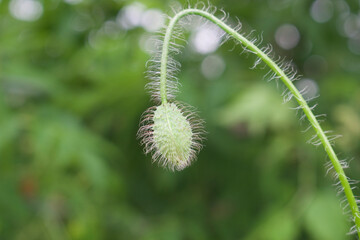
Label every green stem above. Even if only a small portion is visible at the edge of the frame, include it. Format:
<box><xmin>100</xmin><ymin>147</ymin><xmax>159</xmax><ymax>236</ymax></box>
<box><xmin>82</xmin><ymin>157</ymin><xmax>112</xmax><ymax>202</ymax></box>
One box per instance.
<box><xmin>160</xmin><ymin>8</ymin><xmax>360</xmax><ymax>237</ymax></box>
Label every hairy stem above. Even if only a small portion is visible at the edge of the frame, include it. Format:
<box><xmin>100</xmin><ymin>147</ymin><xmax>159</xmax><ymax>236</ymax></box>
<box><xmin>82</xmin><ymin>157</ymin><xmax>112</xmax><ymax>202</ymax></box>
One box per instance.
<box><xmin>160</xmin><ymin>8</ymin><xmax>360</xmax><ymax>236</ymax></box>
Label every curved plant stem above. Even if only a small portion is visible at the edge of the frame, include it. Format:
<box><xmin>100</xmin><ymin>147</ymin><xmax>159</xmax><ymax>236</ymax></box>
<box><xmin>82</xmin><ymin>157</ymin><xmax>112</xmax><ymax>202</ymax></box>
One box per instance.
<box><xmin>160</xmin><ymin>8</ymin><xmax>360</xmax><ymax>236</ymax></box>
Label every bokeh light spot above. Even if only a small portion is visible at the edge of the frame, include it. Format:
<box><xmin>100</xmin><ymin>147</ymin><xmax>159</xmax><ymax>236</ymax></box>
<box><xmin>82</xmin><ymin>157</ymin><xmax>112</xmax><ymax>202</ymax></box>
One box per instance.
<box><xmin>117</xmin><ymin>2</ymin><xmax>145</xmax><ymax>30</ymax></box>
<box><xmin>296</xmin><ymin>79</ymin><xmax>319</xmax><ymax>100</ymax></box>
<box><xmin>64</xmin><ymin>0</ymin><xmax>82</xmax><ymax>5</ymax></box>
<box><xmin>9</xmin><ymin>0</ymin><xmax>43</xmax><ymax>22</ymax></box>
<box><xmin>310</xmin><ymin>0</ymin><xmax>334</xmax><ymax>23</ymax></box>
<box><xmin>275</xmin><ymin>24</ymin><xmax>300</xmax><ymax>50</ymax></box>
<box><xmin>343</xmin><ymin>14</ymin><xmax>360</xmax><ymax>38</ymax></box>
<box><xmin>141</xmin><ymin>9</ymin><xmax>164</xmax><ymax>32</ymax></box>
<box><xmin>191</xmin><ymin>26</ymin><xmax>223</xmax><ymax>54</ymax></box>
<box><xmin>201</xmin><ymin>54</ymin><xmax>226</xmax><ymax>80</ymax></box>
<box><xmin>348</xmin><ymin>37</ymin><xmax>360</xmax><ymax>55</ymax></box>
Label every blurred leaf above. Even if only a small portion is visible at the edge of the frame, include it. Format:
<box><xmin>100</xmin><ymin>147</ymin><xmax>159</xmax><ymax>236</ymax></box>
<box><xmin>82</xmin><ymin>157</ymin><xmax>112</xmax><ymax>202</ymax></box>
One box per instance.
<box><xmin>245</xmin><ymin>209</ymin><xmax>299</xmax><ymax>240</ymax></box>
<box><xmin>304</xmin><ymin>190</ymin><xmax>349</xmax><ymax>240</ymax></box>
<box><xmin>217</xmin><ymin>84</ymin><xmax>294</xmax><ymax>135</ymax></box>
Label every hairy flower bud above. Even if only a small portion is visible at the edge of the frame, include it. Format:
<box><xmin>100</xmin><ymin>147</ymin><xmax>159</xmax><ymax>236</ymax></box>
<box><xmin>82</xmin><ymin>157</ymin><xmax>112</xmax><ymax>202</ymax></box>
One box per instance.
<box><xmin>138</xmin><ymin>102</ymin><xmax>204</xmax><ymax>171</ymax></box>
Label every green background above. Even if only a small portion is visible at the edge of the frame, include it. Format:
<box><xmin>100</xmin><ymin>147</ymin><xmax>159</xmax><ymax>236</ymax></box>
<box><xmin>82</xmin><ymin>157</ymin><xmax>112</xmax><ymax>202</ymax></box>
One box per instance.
<box><xmin>0</xmin><ymin>0</ymin><xmax>359</xmax><ymax>239</ymax></box>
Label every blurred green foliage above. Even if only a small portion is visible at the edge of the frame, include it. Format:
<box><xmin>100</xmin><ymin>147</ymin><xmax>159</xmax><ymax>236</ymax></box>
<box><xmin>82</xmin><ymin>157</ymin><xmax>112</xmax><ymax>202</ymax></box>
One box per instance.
<box><xmin>0</xmin><ymin>0</ymin><xmax>360</xmax><ymax>239</ymax></box>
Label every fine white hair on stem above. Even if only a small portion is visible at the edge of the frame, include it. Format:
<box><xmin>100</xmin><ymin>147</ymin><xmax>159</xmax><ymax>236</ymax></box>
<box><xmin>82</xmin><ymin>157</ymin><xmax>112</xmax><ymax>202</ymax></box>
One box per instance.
<box><xmin>324</xmin><ymin>155</ymin><xmax>360</xmax><ymax>232</ymax></box>
<box><xmin>348</xmin><ymin>225</ymin><xmax>358</xmax><ymax>235</ymax></box>
<box><xmin>145</xmin><ymin>24</ymin><xmax>185</xmax><ymax>103</ymax></box>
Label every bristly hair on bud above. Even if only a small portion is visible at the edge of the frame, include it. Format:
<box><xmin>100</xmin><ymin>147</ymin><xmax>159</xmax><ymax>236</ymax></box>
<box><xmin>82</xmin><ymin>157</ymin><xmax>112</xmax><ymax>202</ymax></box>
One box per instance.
<box><xmin>137</xmin><ymin>102</ymin><xmax>204</xmax><ymax>171</ymax></box>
